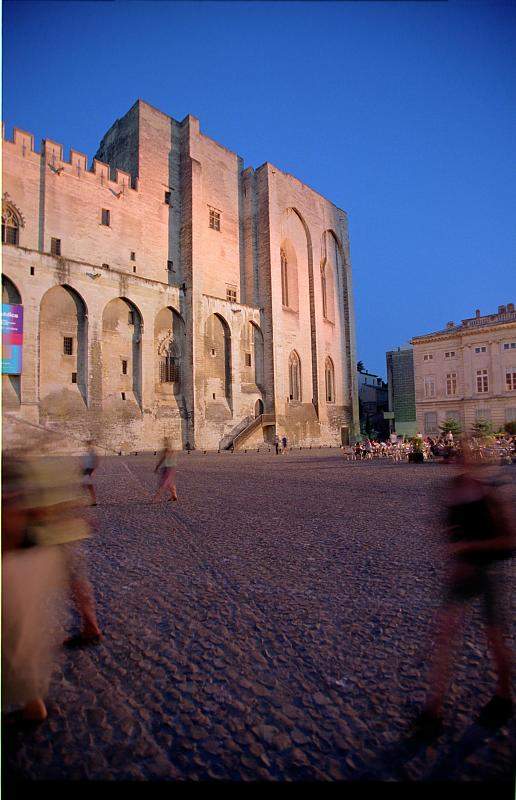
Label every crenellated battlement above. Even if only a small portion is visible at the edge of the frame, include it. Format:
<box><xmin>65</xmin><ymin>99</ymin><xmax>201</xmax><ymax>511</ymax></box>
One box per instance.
<box><xmin>2</xmin><ymin>123</ymin><xmax>139</xmax><ymax>192</ymax></box>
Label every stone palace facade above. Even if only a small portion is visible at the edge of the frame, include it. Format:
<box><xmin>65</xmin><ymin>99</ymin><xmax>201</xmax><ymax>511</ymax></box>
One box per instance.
<box><xmin>411</xmin><ymin>304</ymin><xmax>516</xmax><ymax>435</ymax></box>
<box><xmin>2</xmin><ymin>100</ymin><xmax>359</xmax><ymax>452</ymax></box>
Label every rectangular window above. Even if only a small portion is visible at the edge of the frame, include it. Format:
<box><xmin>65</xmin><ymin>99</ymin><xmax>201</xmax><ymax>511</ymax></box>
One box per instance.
<box><xmin>121</xmin><ymin>392</ymin><xmax>126</xmax><ymax>401</ymax></box>
<box><xmin>505</xmin><ymin>407</ymin><xmax>516</xmax><ymax>423</ymax></box>
<box><xmin>424</xmin><ymin>412</ymin><xmax>438</xmax><ymax>434</ymax></box>
<box><xmin>51</xmin><ymin>238</ymin><xmax>61</xmax><ymax>256</ymax></box>
<box><xmin>122</xmin><ymin>360</ymin><xmax>128</xmax><ymax>375</ymax></box>
<box><xmin>475</xmin><ymin>346</ymin><xmax>487</xmax><ymax>354</ymax></box>
<box><xmin>167</xmin><ymin>260</ymin><xmax>175</xmax><ymax>272</ymax></box>
<box><xmin>71</xmin><ymin>372</ymin><xmax>77</xmax><ymax>384</ymax></box>
<box><xmin>226</xmin><ymin>286</ymin><xmax>237</xmax><ymax>303</ymax></box>
<box><xmin>245</xmin><ymin>353</ymin><xmax>251</xmax><ymax>367</ymax></box>
<box><xmin>506</xmin><ymin>371</ymin><xmax>516</xmax><ymax>391</ymax></box>
<box><xmin>423</xmin><ymin>354</ymin><xmax>433</xmax><ymax>362</ymax></box>
<box><xmin>445</xmin><ymin>351</ymin><xmax>456</xmax><ymax>359</ymax></box>
<box><xmin>133</xmin><ymin>266</ymin><xmax>137</xmax><ymax>273</ymax></box>
<box><xmin>101</xmin><ymin>209</ymin><xmax>110</xmax><ymax>226</ymax></box>
<box><xmin>209</xmin><ymin>208</ymin><xmax>221</xmax><ymax>231</ymax></box>
<box><xmin>446</xmin><ymin>372</ymin><xmax>457</xmax><ymax>396</ymax></box>
<box><xmin>503</xmin><ymin>342</ymin><xmax>516</xmax><ymax>350</ymax></box>
<box><xmin>30</xmin><ymin>266</ymin><xmax>35</xmax><ymax>276</ymax></box>
<box><xmin>164</xmin><ymin>191</ymin><xmax>171</xmax><ymax>205</ymax></box>
<box><xmin>424</xmin><ymin>376</ymin><xmax>435</xmax><ymax>398</ymax></box>
<box><xmin>159</xmin><ymin>357</ymin><xmax>179</xmax><ymax>383</ymax></box>
<box><xmin>130</xmin><ymin>251</ymin><xmax>136</xmax><ymax>261</ymax></box>
<box><xmin>476</xmin><ymin>408</ymin><xmax>491</xmax><ymax>421</ymax></box>
<box><xmin>63</xmin><ymin>337</ymin><xmax>73</xmax><ymax>355</ymax></box>
<box><xmin>476</xmin><ymin>369</ymin><xmax>488</xmax><ymax>393</ymax></box>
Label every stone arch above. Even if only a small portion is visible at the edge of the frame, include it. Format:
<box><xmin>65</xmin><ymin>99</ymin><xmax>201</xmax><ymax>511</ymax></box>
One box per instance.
<box><xmin>322</xmin><ymin>228</ymin><xmax>352</xmax><ymax>402</ymax></box>
<box><xmin>255</xmin><ymin>398</ymin><xmax>264</xmax><ymax>417</ymax></box>
<box><xmin>250</xmin><ymin>321</ymin><xmax>265</xmax><ymax>391</ymax></box>
<box><xmin>154</xmin><ymin>306</ymin><xmax>185</xmax><ymax>396</ymax></box>
<box><xmin>39</xmin><ymin>284</ymin><xmax>89</xmax><ymax>415</ymax></box>
<box><xmin>2</xmin><ymin>275</ymin><xmax>23</xmax><ymax>408</ymax></box>
<box><xmin>282</xmin><ymin>207</ymin><xmax>318</xmax><ymax>413</ymax></box>
<box><xmin>2</xmin><ymin>274</ymin><xmax>22</xmax><ymax>305</ymax></box>
<box><xmin>102</xmin><ymin>297</ymin><xmax>143</xmax><ymax>408</ymax></box>
<box><xmin>204</xmin><ymin>312</ymin><xmax>232</xmax><ymax>408</ymax></box>
<box><xmin>325</xmin><ymin>356</ymin><xmax>335</xmax><ymax>403</ymax></box>
<box><xmin>320</xmin><ymin>232</ymin><xmax>338</xmax><ymax>324</ymax></box>
<box><xmin>288</xmin><ymin>350</ymin><xmax>302</xmax><ymax>402</ymax></box>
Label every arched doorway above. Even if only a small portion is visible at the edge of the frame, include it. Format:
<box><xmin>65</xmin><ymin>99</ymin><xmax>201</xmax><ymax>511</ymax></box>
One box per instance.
<box><xmin>255</xmin><ymin>398</ymin><xmax>264</xmax><ymax>417</ymax></box>
<box><xmin>39</xmin><ymin>284</ymin><xmax>89</xmax><ymax>413</ymax></box>
<box><xmin>2</xmin><ymin>275</ymin><xmax>22</xmax><ymax>408</ymax></box>
<box><xmin>102</xmin><ymin>297</ymin><xmax>143</xmax><ymax>408</ymax></box>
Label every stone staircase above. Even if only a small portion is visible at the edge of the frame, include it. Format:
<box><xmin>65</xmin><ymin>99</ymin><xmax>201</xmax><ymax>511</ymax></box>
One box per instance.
<box><xmin>221</xmin><ymin>413</ymin><xmax>276</xmax><ymax>451</ymax></box>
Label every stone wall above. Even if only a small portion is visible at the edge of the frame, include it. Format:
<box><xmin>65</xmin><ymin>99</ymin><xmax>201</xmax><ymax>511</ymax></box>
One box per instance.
<box><xmin>2</xmin><ymin>100</ymin><xmax>359</xmax><ymax>452</ymax></box>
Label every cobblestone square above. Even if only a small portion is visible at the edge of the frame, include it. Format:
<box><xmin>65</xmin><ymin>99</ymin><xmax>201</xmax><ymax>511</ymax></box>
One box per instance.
<box><xmin>5</xmin><ymin>450</ymin><xmax>515</xmax><ymax>783</ymax></box>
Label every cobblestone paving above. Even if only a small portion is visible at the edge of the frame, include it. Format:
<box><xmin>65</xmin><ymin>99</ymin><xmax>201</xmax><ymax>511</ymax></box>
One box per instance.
<box><xmin>5</xmin><ymin>450</ymin><xmax>515</xmax><ymax>783</ymax></box>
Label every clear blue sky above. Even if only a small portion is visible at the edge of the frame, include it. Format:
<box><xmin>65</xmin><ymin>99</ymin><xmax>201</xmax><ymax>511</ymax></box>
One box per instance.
<box><xmin>4</xmin><ymin>0</ymin><xmax>516</xmax><ymax>378</ymax></box>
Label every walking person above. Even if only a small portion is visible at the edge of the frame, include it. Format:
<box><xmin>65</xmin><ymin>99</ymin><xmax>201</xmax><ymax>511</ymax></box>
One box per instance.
<box><xmin>281</xmin><ymin>435</ymin><xmax>288</xmax><ymax>454</ymax></box>
<box><xmin>153</xmin><ymin>438</ymin><xmax>178</xmax><ymax>502</ymax></box>
<box><xmin>274</xmin><ymin>434</ymin><xmax>280</xmax><ymax>455</ymax></box>
<box><xmin>414</xmin><ymin>445</ymin><xmax>514</xmax><ymax>739</ymax></box>
<box><xmin>2</xmin><ymin>454</ymin><xmax>67</xmax><ymax>723</ymax></box>
<box><xmin>82</xmin><ymin>439</ymin><xmax>99</xmax><ymax>506</ymax></box>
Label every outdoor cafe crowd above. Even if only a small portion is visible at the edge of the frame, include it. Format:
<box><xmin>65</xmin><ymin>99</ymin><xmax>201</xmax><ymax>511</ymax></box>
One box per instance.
<box><xmin>345</xmin><ymin>431</ymin><xmax>516</xmax><ymax>464</ymax></box>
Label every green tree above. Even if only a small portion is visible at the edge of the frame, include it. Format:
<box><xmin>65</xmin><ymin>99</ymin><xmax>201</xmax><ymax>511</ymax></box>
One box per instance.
<box><xmin>472</xmin><ymin>418</ymin><xmax>493</xmax><ymax>438</ymax></box>
<box><xmin>439</xmin><ymin>418</ymin><xmax>462</xmax><ymax>437</ymax></box>
<box><xmin>504</xmin><ymin>421</ymin><xmax>516</xmax><ymax>436</ymax></box>
<box><xmin>357</xmin><ymin>361</ymin><xmax>365</xmax><ymax>373</ymax></box>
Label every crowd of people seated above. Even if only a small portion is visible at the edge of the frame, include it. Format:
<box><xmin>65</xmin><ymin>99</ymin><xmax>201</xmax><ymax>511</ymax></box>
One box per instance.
<box><xmin>343</xmin><ymin>431</ymin><xmax>516</xmax><ymax>464</ymax></box>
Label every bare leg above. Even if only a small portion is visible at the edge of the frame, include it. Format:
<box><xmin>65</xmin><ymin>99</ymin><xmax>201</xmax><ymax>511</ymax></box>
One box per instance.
<box><xmin>71</xmin><ymin>577</ymin><xmax>101</xmax><ymax>638</ymax></box>
<box><xmin>486</xmin><ymin>624</ymin><xmax>512</xmax><ymax>699</ymax></box>
<box><xmin>424</xmin><ymin>603</ymin><xmax>463</xmax><ymax>716</ymax></box>
<box><xmin>86</xmin><ymin>483</ymin><xmax>97</xmax><ymax>505</ymax></box>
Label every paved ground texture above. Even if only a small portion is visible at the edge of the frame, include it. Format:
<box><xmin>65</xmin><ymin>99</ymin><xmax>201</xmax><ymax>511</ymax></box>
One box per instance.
<box><xmin>4</xmin><ymin>450</ymin><xmax>516</xmax><ymax>785</ymax></box>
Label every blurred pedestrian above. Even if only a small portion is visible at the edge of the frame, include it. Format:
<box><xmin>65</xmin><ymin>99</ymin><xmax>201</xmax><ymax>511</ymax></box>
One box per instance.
<box><xmin>25</xmin><ymin>449</ymin><xmax>103</xmax><ymax>648</ymax></box>
<box><xmin>82</xmin><ymin>439</ymin><xmax>99</xmax><ymax>506</ymax></box>
<box><xmin>415</xmin><ymin>446</ymin><xmax>514</xmax><ymax>739</ymax></box>
<box><xmin>153</xmin><ymin>438</ymin><xmax>178</xmax><ymax>502</ymax></box>
<box><xmin>282</xmin><ymin>435</ymin><xmax>288</xmax><ymax>453</ymax></box>
<box><xmin>274</xmin><ymin>434</ymin><xmax>280</xmax><ymax>455</ymax></box>
<box><xmin>2</xmin><ymin>453</ymin><xmax>67</xmax><ymax>722</ymax></box>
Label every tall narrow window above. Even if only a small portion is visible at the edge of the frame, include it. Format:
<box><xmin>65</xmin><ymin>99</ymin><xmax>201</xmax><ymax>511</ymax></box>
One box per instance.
<box><xmin>506</xmin><ymin>371</ymin><xmax>516</xmax><ymax>391</ymax></box>
<box><xmin>2</xmin><ymin>205</ymin><xmax>20</xmax><ymax>245</ymax></box>
<box><xmin>226</xmin><ymin>286</ymin><xmax>237</xmax><ymax>303</ymax></box>
<box><xmin>101</xmin><ymin>209</ymin><xmax>110</xmax><ymax>226</ymax></box>
<box><xmin>63</xmin><ymin>336</ymin><xmax>73</xmax><ymax>356</ymax></box>
<box><xmin>424</xmin><ymin>376</ymin><xmax>435</xmax><ymax>398</ymax></box>
<box><xmin>325</xmin><ymin>357</ymin><xmax>335</xmax><ymax>403</ymax></box>
<box><xmin>281</xmin><ymin>249</ymin><xmax>288</xmax><ymax>307</ymax></box>
<box><xmin>321</xmin><ymin>267</ymin><xmax>328</xmax><ymax>319</ymax></box>
<box><xmin>121</xmin><ymin>360</ymin><xmax>128</xmax><ymax>375</ymax></box>
<box><xmin>288</xmin><ymin>351</ymin><xmax>301</xmax><ymax>402</ymax></box>
<box><xmin>209</xmin><ymin>208</ymin><xmax>221</xmax><ymax>231</ymax></box>
<box><xmin>476</xmin><ymin>369</ymin><xmax>488</xmax><ymax>393</ymax></box>
<box><xmin>446</xmin><ymin>373</ymin><xmax>457</xmax><ymax>396</ymax></box>
<box><xmin>160</xmin><ymin>352</ymin><xmax>179</xmax><ymax>383</ymax></box>
<box><xmin>51</xmin><ymin>237</ymin><xmax>61</xmax><ymax>256</ymax></box>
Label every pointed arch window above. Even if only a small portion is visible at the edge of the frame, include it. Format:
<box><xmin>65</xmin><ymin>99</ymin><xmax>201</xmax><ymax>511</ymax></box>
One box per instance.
<box><xmin>281</xmin><ymin>249</ymin><xmax>289</xmax><ymax>307</ymax></box>
<box><xmin>159</xmin><ymin>341</ymin><xmax>180</xmax><ymax>384</ymax></box>
<box><xmin>2</xmin><ymin>204</ymin><xmax>20</xmax><ymax>246</ymax></box>
<box><xmin>288</xmin><ymin>351</ymin><xmax>301</xmax><ymax>402</ymax></box>
<box><xmin>321</xmin><ymin>265</ymin><xmax>328</xmax><ymax>319</ymax></box>
<box><xmin>325</xmin><ymin>357</ymin><xmax>335</xmax><ymax>403</ymax></box>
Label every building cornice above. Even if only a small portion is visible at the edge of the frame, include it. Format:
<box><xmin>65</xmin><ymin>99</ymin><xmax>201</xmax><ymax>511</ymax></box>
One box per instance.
<box><xmin>411</xmin><ymin>319</ymin><xmax>516</xmax><ymax>345</ymax></box>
